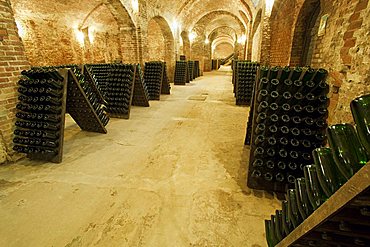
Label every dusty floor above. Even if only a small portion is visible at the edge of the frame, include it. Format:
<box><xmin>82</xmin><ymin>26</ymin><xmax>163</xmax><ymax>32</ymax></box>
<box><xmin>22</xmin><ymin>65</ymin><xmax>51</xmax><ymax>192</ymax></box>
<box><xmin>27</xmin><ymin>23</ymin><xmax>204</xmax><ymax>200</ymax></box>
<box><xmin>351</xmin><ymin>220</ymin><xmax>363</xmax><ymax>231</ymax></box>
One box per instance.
<box><xmin>0</xmin><ymin>71</ymin><xmax>280</xmax><ymax>247</ymax></box>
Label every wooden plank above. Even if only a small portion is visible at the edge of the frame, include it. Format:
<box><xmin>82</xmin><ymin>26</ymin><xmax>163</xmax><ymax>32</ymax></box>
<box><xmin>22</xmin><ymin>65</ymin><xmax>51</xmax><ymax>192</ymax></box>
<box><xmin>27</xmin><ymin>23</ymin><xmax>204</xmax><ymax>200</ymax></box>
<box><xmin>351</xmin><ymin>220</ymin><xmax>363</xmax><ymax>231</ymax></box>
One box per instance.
<box><xmin>277</xmin><ymin>163</ymin><xmax>370</xmax><ymax>247</ymax></box>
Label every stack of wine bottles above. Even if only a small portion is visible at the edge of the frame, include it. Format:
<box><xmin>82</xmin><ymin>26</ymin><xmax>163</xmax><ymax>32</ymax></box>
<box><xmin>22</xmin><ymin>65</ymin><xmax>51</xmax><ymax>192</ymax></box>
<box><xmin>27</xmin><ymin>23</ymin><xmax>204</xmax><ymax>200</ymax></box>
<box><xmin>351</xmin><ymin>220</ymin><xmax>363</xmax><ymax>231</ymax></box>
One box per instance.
<box><xmin>161</xmin><ymin>62</ymin><xmax>171</xmax><ymax>95</ymax></box>
<box><xmin>105</xmin><ymin>64</ymin><xmax>135</xmax><ymax>118</ymax></box>
<box><xmin>132</xmin><ymin>64</ymin><xmax>150</xmax><ymax>107</ymax></box>
<box><xmin>144</xmin><ymin>61</ymin><xmax>164</xmax><ymax>100</ymax></box>
<box><xmin>194</xmin><ymin>61</ymin><xmax>200</xmax><ymax>78</ymax></box>
<box><xmin>247</xmin><ymin>66</ymin><xmax>330</xmax><ymax>193</ymax></box>
<box><xmin>13</xmin><ymin>68</ymin><xmax>66</xmax><ymax>163</ymax></box>
<box><xmin>174</xmin><ymin>61</ymin><xmax>188</xmax><ymax>85</ymax></box>
<box><xmin>69</xmin><ymin>67</ymin><xmax>109</xmax><ymax>127</ymax></box>
<box><xmin>85</xmin><ymin>64</ymin><xmax>111</xmax><ymax>96</ymax></box>
<box><xmin>265</xmin><ymin>94</ymin><xmax>370</xmax><ymax>247</ymax></box>
<box><xmin>235</xmin><ymin>61</ymin><xmax>259</xmax><ymax>106</ymax></box>
<box><xmin>188</xmin><ymin>61</ymin><xmax>195</xmax><ymax>82</ymax></box>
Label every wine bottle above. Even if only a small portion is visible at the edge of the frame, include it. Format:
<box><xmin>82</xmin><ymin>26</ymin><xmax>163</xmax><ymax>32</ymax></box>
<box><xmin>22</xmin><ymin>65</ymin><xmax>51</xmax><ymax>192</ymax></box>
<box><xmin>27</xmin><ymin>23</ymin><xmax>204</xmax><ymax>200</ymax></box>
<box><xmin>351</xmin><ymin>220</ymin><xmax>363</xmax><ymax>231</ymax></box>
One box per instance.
<box><xmin>350</xmin><ymin>94</ymin><xmax>370</xmax><ymax>154</ymax></box>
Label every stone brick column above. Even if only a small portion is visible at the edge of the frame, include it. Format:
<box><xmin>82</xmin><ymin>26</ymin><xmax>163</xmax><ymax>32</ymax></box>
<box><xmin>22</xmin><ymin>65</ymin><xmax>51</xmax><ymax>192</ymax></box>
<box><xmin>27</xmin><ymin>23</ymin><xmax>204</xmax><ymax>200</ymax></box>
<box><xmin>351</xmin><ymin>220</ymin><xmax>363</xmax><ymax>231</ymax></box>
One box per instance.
<box><xmin>0</xmin><ymin>0</ymin><xmax>31</xmax><ymax>164</ymax></box>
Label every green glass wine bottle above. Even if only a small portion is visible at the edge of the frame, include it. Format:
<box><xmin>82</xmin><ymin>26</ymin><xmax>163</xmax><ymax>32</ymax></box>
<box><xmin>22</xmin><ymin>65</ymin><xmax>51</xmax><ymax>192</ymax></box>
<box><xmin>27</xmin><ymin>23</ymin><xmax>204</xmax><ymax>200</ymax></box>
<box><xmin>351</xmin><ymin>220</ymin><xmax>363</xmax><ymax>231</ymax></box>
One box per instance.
<box><xmin>327</xmin><ymin>124</ymin><xmax>369</xmax><ymax>180</ymax></box>
<box><xmin>274</xmin><ymin>210</ymin><xmax>285</xmax><ymax>241</ymax></box>
<box><xmin>303</xmin><ymin>165</ymin><xmax>326</xmax><ymax>210</ymax></box>
<box><xmin>281</xmin><ymin>200</ymin><xmax>293</xmax><ymax>236</ymax></box>
<box><xmin>265</xmin><ymin>220</ymin><xmax>275</xmax><ymax>247</ymax></box>
<box><xmin>287</xmin><ymin>189</ymin><xmax>302</xmax><ymax>228</ymax></box>
<box><xmin>271</xmin><ymin>214</ymin><xmax>281</xmax><ymax>244</ymax></box>
<box><xmin>350</xmin><ymin>94</ymin><xmax>370</xmax><ymax>155</ymax></box>
<box><xmin>294</xmin><ymin>178</ymin><xmax>313</xmax><ymax>220</ymax></box>
<box><xmin>312</xmin><ymin>147</ymin><xmax>348</xmax><ymax>197</ymax></box>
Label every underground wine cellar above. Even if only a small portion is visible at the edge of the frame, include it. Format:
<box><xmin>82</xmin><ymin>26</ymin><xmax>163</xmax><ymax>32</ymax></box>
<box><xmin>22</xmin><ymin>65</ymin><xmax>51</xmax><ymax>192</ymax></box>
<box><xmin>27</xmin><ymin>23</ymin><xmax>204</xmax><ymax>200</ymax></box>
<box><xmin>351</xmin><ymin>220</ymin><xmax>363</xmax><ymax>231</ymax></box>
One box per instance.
<box><xmin>0</xmin><ymin>0</ymin><xmax>370</xmax><ymax>246</ymax></box>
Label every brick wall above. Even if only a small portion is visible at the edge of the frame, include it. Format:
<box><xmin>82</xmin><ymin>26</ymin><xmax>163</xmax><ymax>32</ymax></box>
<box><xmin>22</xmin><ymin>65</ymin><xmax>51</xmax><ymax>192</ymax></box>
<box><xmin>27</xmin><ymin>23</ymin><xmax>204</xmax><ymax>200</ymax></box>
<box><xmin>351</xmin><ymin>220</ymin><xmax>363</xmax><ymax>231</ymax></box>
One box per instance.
<box><xmin>213</xmin><ymin>43</ymin><xmax>234</xmax><ymax>59</ymax></box>
<box><xmin>0</xmin><ymin>0</ymin><xmax>30</xmax><ymax>164</ymax></box>
<box><xmin>264</xmin><ymin>0</ymin><xmax>370</xmax><ymax>124</ymax></box>
<box><xmin>15</xmin><ymin>4</ymin><xmax>124</xmax><ymax>66</ymax></box>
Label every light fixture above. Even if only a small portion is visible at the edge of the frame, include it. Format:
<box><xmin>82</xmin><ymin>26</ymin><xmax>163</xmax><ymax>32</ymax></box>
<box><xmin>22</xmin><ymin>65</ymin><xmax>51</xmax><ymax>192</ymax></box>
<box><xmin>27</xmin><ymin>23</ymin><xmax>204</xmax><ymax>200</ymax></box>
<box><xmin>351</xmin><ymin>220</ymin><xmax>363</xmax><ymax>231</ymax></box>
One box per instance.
<box><xmin>205</xmin><ymin>38</ymin><xmax>210</xmax><ymax>44</ymax></box>
<box><xmin>74</xmin><ymin>28</ymin><xmax>85</xmax><ymax>46</ymax></box>
<box><xmin>132</xmin><ymin>0</ymin><xmax>139</xmax><ymax>13</ymax></box>
<box><xmin>189</xmin><ymin>32</ymin><xmax>197</xmax><ymax>43</ymax></box>
<box><xmin>265</xmin><ymin>0</ymin><xmax>275</xmax><ymax>15</ymax></box>
<box><xmin>15</xmin><ymin>20</ymin><xmax>26</xmax><ymax>38</ymax></box>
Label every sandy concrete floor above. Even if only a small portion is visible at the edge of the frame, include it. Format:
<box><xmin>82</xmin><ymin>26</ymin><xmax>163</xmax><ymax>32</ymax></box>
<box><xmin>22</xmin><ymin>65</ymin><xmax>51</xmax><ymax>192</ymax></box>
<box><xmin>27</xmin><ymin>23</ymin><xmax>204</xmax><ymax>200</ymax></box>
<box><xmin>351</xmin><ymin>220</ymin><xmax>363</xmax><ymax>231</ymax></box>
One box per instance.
<box><xmin>0</xmin><ymin>71</ymin><xmax>280</xmax><ymax>247</ymax></box>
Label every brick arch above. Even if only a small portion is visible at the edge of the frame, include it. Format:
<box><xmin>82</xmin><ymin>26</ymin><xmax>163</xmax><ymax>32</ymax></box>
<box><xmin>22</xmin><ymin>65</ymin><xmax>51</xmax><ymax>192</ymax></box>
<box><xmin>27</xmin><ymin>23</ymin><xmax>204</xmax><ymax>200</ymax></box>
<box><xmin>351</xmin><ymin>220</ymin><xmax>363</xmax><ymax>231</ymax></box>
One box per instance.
<box><xmin>212</xmin><ymin>41</ymin><xmax>235</xmax><ymax>59</ymax></box>
<box><xmin>146</xmin><ymin>16</ymin><xmax>175</xmax><ymax>81</ymax></box>
<box><xmin>194</xmin><ymin>10</ymin><xmax>246</xmax><ymax>35</ymax></box>
<box><xmin>181</xmin><ymin>31</ymin><xmax>191</xmax><ymax>59</ymax></box>
<box><xmin>251</xmin><ymin>9</ymin><xmax>262</xmax><ymax>37</ymax></box>
<box><xmin>208</xmin><ymin>26</ymin><xmax>237</xmax><ymax>42</ymax></box>
<box><xmin>290</xmin><ymin>0</ymin><xmax>321</xmax><ymax>66</ymax></box>
<box><xmin>104</xmin><ymin>0</ymin><xmax>136</xmax><ymax>28</ymax></box>
<box><xmin>77</xmin><ymin>0</ymin><xmax>138</xmax><ymax>63</ymax></box>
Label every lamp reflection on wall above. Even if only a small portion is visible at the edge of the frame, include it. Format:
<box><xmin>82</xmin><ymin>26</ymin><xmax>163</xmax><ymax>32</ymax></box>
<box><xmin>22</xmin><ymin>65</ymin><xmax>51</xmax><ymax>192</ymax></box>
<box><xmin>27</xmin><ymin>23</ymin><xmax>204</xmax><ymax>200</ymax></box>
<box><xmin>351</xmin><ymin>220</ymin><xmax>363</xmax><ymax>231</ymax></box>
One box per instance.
<box><xmin>238</xmin><ymin>34</ymin><xmax>247</xmax><ymax>44</ymax></box>
<box><xmin>74</xmin><ymin>27</ymin><xmax>85</xmax><ymax>46</ymax></box>
<box><xmin>132</xmin><ymin>0</ymin><xmax>139</xmax><ymax>13</ymax></box>
<box><xmin>171</xmin><ymin>20</ymin><xmax>181</xmax><ymax>35</ymax></box>
<box><xmin>189</xmin><ymin>32</ymin><xmax>197</xmax><ymax>43</ymax></box>
<box><xmin>15</xmin><ymin>20</ymin><xmax>26</xmax><ymax>38</ymax></box>
<box><xmin>265</xmin><ymin>0</ymin><xmax>275</xmax><ymax>15</ymax></box>
<box><xmin>88</xmin><ymin>27</ymin><xmax>95</xmax><ymax>43</ymax></box>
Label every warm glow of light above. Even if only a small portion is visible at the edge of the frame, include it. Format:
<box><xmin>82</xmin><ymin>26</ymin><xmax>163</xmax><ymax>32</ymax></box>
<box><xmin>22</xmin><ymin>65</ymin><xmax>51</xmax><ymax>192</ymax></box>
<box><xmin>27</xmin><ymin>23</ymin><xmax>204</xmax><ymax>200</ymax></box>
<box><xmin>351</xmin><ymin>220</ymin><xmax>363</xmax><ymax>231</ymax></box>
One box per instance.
<box><xmin>238</xmin><ymin>34</ymin><xmax>247</xmax><ymax>44</ymax></box>
<box><xmin>189</xmin><ymin>32</ymin><xmax>197</xmax><ymax>43</ymax></box>
<box><xmin>15</xmin><ymin>20</ymin><xmax>26</xmax><ymax>38</ymax></box>
<box><xmin>171</xmin><ymin>20</ymin><xmax>181</xmax><ymax>35</ymax></box>
<box><xmin>265</xmin><ymin>0</ymin><xmax>275</xmax><ymax>15</ymax></box>
<box><xmin>132</xmin><ymin>0</ymin><xmax>139</xmax><ymax>13</ymax></box>
<box><xmin>88</xmin><ymin>27</ymin><xmax>95</xmax><ymax>43</ymax></box>
<box><xmin>205</xmin><ymin>38</ymin><xmax>210</xmax><ymax>44</ymax></box>
<box><xmin>74</xmin><ymin>28</ymin><xmax>85</xmax><ymax>46</ymax></box>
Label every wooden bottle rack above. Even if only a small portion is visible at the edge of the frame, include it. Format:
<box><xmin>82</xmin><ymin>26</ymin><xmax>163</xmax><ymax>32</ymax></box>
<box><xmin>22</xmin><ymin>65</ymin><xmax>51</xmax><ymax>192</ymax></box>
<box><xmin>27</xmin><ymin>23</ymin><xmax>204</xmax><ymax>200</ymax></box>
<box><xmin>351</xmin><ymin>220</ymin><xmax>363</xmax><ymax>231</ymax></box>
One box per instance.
<box><xmin>27</xmin><ymin>69</ymin><xmax>68</xmax><ymax>163</ymax></box>
<box><xmin>132</xmin><ymin>64</ymin><xmax>150</xmax><ymax>107</ymax></box>
<box><xmin>66</xmin><ymin>70</ymin><xmax>108</xmax><ymax>134</ymax></box>
<box><xmin>277</xmin><ymin>163</ymin><xmax>370</xmax><ymax>247</ymax></box>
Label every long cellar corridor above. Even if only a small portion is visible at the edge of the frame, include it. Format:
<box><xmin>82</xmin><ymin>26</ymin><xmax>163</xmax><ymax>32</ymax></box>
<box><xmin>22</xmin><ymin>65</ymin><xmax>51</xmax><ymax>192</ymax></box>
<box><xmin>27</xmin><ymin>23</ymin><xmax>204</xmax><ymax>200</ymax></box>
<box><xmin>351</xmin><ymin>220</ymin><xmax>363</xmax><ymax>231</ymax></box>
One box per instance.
<box><xmin>0</xmin><ymin>71</ymin><xmax>280</xmax><ymax>247</ymax></box>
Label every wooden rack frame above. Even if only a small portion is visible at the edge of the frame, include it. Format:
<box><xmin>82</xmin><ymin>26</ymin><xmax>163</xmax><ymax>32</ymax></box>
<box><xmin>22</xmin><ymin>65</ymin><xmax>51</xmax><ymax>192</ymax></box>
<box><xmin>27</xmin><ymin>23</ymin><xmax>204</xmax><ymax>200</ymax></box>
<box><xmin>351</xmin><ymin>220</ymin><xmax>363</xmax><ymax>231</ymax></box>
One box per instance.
<box><xmin>27</xmin><ymin>69</ymin><xmax>68</xmax><ymax>163</ymax></box>
<box><xmin>108</xmin><ymin>66</ymin><xmax>136</xmax><ymax>119</ymax></box>
<box><xmin>66</xmin><ymin>70</ymin><xmax>108</xmax><ymax>133</ymax></box>
<box><xmin>277</xmin><ymin>163</ymin><xmax>370</xmax><ymax>247</ymax></box>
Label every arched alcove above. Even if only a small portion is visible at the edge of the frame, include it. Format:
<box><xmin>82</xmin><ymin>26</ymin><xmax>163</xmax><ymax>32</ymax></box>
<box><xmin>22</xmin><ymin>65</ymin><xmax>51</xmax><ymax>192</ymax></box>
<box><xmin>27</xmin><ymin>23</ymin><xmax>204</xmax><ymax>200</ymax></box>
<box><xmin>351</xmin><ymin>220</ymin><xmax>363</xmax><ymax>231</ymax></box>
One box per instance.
<box><xmin>146</xmin><ymin>16</ymin><xmax>175</xmax><ymax>81</ymax></box>
<box><xmin>290</xmin><ymin>0</ymin><xmax>321</xmax><ymax>66</ymax></box>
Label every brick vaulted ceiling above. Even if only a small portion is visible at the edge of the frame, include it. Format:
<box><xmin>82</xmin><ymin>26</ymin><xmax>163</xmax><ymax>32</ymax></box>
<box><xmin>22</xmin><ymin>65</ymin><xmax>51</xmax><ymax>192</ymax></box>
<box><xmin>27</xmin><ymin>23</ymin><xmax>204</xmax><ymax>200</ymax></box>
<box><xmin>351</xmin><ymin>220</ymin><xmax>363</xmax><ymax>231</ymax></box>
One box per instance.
<box><xmin>10</xmin><ymin>0</ymin><xmax>255</xmax><ymax>32</ymax></box>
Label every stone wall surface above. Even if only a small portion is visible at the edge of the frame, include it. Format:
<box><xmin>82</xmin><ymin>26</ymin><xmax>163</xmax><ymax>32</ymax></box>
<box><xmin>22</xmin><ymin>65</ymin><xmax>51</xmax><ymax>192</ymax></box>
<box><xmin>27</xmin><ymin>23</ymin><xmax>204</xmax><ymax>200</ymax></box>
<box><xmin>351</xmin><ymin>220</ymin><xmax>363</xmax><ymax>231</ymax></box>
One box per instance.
<box><xmin>0</xmin><ymin>0</ymin><xmax>30</xmax><ymax>163</ymax></box>
<box><xmin>266</xmin><ymin>0</ymin><xmax>370</xmax><ymax>124</ymax></box>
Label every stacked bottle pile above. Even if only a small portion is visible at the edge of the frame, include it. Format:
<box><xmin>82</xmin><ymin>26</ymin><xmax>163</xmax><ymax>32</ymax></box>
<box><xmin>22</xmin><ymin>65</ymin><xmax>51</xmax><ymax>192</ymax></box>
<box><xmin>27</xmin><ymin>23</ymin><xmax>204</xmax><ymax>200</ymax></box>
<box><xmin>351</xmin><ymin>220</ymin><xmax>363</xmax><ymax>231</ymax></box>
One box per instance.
<box><xmin>85</xmin><ymin>64</ymin><xmax>111</xmax><ymax>96</ymax></box>
<box><xmin>105</xmin><ymin>64</ymin><xmax>135</xmax><ymax>118</ymax></box>
<box><xmin>235</xmin><ymin>61</ymin><xmax>259</xmax><ymax>106</ymax></box>
<box><xmin>194</xmin><ymin>61</ymin><xmax>200</xmax><ymax>78</ymax></box>
<box><xmin>265</xmin><ymin>94</ymin><xmax>370</xmax><ymax>247</ymax></box>
<box><xmin>247</xmin><ymin>66</ymin><xmax>330</xmax><ymax>193</ymax></box>
<box><xmin>188</xmin><ymin>61</ymin><xmax>195</xmax><ymax>82</ymax></box>
<box><xmin>13</xmin><ymin>69</ymin><xmax>65</xmax><ymax>159</ymax></box>
<box><xmin>144</xmin><ymin>61</ymin><xmax>164</xmax><ymax>100</ymax></box>
<box><xmin>174</xmin><ymin>61</ymin><xmax>188</xmax><ymax>85</ymax></box>
<box><xmin>69</xmin><ymin>67</ymin><xmax>109</xmax><ymax>127</ymax></box>
<box><xmin>132</xmin><ymin>64</ymin><xmax>150</xmax><ymax>107</ymax></box>
<box><xmin>161</xmin><ymin>62</ymin><xmax>171</xmax><ymax>95</ymax></box>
